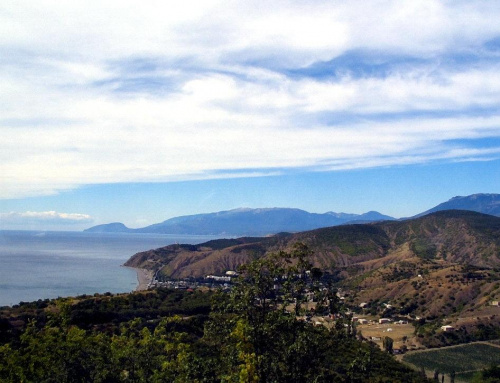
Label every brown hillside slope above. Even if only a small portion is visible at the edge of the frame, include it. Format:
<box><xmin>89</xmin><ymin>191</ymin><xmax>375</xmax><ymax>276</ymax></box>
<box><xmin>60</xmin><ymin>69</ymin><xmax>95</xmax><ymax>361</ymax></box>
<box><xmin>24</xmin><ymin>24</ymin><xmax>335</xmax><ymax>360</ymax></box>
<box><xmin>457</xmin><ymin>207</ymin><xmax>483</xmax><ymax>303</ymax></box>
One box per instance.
<box><xmin>124</xmin><ymin>210</ymin><xmax>500</xmax><ymax>318</ymax></box>
<box><xmin>125</xmin><ymin>210</ymin><xmax>500</xmax><ymax>278</ymax></box>
<box><xmin>378</xmin><ymin>210</ymin><xmax>500</xmax><ymax>267</ymax></box>
<box><xmin>124</xmin><ymin>224</ymin><xmax>392</xmax><ymax>278</ymax></box>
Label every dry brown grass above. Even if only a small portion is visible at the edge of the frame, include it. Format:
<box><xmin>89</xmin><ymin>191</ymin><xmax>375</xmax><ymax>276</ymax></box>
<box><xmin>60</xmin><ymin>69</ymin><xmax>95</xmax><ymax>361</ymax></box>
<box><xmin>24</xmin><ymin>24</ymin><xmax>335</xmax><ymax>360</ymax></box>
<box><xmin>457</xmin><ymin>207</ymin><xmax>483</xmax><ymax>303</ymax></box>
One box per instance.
<box><xmin>358</xmin><ymin>322</ymin><xmax>415</xmax><ymax>348</ymax></box>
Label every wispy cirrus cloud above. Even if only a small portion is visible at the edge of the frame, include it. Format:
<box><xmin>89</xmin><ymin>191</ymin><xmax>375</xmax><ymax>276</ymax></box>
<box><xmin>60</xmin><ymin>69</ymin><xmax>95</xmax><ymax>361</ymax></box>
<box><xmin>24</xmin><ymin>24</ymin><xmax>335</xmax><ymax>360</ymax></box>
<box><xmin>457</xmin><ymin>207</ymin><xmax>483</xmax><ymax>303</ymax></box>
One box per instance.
<box><xmin>1</xmin><ymin>1</ymin><xmax>500</xmax><ymax>199</ymax></box>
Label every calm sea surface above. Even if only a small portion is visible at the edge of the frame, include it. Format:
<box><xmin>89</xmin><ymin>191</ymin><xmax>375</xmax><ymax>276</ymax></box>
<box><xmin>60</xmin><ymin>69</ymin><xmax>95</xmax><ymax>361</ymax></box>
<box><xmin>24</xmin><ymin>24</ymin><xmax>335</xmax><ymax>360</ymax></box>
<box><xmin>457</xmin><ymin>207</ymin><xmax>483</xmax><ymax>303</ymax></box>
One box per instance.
<box><xmin>0</xmin><ymin>230</ymin><xmax>220</xmax><ymax>307</ymax></box>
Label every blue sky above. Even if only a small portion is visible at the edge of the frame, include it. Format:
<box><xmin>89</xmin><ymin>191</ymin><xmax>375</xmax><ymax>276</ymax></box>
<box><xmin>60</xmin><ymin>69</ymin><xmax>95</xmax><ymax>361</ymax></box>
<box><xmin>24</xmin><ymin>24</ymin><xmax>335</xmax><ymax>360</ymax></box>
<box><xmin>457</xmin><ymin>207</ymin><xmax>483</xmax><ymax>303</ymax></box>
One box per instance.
<box><xmin>1</xmin><ymin>1</ymin><xmax>500</xmax><ymax>230</ymax></box>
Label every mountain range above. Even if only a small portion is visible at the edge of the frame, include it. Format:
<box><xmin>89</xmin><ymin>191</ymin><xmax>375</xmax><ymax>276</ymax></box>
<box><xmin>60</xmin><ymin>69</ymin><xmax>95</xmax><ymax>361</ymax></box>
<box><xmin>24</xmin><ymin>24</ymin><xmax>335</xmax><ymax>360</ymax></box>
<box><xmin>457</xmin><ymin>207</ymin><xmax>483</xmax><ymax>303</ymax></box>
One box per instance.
<box><xmin>86</xmin><ymin>208</ymin><xmax>394</xmax><ymax>235</ymax></box>
<box><xmin>125</xmin><ymin>209</ymin><xmax>500</xmax><ymax>320</ymax></box>
<box><xmin>415</xmin><ymin>193</ymin><xmax>500</xmax><ymax>217</ymax></box>
<box><xmin>86</xmin><ymin>193</ymin><xmax>500</xmax><ymax>236</ymax></box>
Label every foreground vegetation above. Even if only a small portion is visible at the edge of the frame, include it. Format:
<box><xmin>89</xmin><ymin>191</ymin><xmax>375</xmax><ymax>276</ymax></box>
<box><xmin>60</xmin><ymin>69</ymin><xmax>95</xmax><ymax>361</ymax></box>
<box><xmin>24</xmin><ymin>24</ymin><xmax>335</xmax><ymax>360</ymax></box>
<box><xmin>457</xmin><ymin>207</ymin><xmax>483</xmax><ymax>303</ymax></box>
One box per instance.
<box><xmin>0</xmin><ymin>244</ymin><xmax>428</xmax><ymax>382</ymax></box>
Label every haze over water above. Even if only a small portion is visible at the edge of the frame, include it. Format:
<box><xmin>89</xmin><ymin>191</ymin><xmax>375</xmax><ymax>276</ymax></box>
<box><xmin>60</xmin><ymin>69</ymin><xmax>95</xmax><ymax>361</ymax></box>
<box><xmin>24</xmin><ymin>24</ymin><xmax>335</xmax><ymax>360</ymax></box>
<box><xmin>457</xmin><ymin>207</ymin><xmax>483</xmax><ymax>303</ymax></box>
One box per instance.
<box><xmin>0</xmin><ymin>231</ymin><xmax>219</xmax><ymax>307</ymax></box>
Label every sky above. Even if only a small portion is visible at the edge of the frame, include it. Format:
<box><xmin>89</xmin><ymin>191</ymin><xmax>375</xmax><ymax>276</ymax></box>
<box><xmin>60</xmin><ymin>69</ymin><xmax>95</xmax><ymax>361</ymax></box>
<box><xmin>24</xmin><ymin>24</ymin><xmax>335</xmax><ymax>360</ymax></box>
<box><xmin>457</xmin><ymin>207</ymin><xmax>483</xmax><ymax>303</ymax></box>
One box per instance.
<box><xmin>1</xmin><ymin>0</ymin><xmax>500</xmax><ymax>231</ymax></box>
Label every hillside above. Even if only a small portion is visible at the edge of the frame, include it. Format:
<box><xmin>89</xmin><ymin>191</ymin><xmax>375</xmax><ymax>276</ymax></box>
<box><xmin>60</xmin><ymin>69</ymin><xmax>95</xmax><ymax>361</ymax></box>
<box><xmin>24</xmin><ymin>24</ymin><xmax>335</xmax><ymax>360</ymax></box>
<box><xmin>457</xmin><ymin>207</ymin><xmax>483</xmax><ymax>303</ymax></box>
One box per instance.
<box><xmin>125</xmin><ymin>210</ymin><xmax>500</xmax><ymax>318</ymax></box>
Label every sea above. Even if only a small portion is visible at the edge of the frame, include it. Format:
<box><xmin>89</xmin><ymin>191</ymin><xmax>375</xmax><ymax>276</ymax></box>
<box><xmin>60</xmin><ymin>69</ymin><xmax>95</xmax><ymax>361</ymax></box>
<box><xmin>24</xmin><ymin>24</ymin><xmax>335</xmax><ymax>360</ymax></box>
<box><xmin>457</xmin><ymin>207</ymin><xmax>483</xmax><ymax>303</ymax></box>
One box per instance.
<box><xmin>0</xmin><ymin>230</ymin><xmax>221</xmax><ymax>307</ymax></box>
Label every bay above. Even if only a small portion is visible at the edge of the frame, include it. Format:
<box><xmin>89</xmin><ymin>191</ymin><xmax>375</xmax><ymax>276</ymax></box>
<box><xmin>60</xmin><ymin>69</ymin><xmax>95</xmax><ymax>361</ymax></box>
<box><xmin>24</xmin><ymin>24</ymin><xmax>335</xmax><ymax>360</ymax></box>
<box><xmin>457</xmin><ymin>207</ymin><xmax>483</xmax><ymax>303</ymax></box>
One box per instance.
<box><xmin>0</xmin><ymin>230</ymin><xmax>220</xmax><ymax>307</ymax></box>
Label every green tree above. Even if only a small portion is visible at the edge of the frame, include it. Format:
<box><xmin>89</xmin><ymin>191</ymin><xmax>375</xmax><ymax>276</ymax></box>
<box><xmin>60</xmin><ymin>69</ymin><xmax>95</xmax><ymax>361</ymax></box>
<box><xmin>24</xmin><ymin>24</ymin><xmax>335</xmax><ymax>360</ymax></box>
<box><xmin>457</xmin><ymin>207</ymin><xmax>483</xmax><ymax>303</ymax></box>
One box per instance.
<box><xmin>383</xmin><ymin>336</ymin><xmax>394</xmax><ymax>354</ymax></box>
<box><xmin>110</xmin><ymin>316</ymin><xmax>196</xmax><ymax>382</ymax></box>
<box><xmin>206</xmin><ymin>243</ymin><xmax>355</xmax><ymax>382</ymax></box>
<box><xmin>433</xmin><ymin>369</ymin><xmax>440</xmax><ymax>381</ymax></box>
<box><xmin>4</xmin><ymin>320</ymin><xmax>116</xmax><ymax>382</ymax></box>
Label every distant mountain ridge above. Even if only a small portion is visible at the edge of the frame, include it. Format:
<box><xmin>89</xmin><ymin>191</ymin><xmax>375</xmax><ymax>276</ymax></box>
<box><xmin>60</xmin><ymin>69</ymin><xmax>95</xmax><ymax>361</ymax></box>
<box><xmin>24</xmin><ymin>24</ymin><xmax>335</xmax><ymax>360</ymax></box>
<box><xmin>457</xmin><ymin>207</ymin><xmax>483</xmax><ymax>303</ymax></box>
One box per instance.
<box><xmin>86</xmin><ymin>222</ymin><xmax>131</xmax><ymax>233</ymax></box>
<box><xmin>85</xmin><ymin>193</ymin><xmax>500</xmax><ymax>236</ymax></box>
<box><xmin>85</xmin><ymin>208</ymin><xmax>394</xmax><ymax>235</ymax></box>
<box><xmin>415</xmin><ymin>193</ymin><xmax>500</xmax><ymax>217</ymax></box>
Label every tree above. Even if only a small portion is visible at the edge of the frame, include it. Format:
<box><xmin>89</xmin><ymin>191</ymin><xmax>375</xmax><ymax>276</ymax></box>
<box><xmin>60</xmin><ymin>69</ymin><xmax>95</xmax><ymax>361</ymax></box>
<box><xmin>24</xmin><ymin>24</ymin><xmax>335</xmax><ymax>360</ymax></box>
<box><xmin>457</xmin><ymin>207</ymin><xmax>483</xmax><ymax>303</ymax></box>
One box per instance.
<box><xmin>5</xmin><ymin>320</ymin><xmax>116</xmax><ymax>382</ymax></box>
<box><xmin>383</xmin><ymin>336</ymin><xmax>394</xmax><ymax>354</ymax></box>
<box><xmin>204</xmin><ymin>243</ymin><xmax>431</xmax><ymax>382</ymax></box>
<box><xmin>433</xmin><ymin>369</ymin><xmax>440</xmax><ymax>381</ymax></box>
<box><xmin>420</xmin><ymin>366</ymin><xmax>427</xmax><ymax>379</ymax></box>
<box><xmin>205</xmin><ymin>243</ymin><xmax>346</xmax><ymax>382</ymax></box>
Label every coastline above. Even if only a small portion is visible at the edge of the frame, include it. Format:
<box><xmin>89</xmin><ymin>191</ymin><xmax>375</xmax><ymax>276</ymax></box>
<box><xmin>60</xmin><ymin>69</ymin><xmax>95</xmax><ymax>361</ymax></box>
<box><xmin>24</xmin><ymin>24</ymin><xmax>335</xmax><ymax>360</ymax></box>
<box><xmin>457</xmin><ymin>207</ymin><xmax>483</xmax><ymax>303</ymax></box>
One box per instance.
<box><xmin>126</xmin><ymin>267</ymin><xmax>154</xmax><ymax>291</ymax></box>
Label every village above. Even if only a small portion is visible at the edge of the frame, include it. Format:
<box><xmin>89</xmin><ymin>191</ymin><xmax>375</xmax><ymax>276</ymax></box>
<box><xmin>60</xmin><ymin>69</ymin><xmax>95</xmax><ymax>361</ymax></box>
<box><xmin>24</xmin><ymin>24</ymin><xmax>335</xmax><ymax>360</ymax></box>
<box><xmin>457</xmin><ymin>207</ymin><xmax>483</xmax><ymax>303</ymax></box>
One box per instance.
<box><xmin>145</xmin><ymin>269</ymin><xmax>464</xmax><ymax>355</ymax></box>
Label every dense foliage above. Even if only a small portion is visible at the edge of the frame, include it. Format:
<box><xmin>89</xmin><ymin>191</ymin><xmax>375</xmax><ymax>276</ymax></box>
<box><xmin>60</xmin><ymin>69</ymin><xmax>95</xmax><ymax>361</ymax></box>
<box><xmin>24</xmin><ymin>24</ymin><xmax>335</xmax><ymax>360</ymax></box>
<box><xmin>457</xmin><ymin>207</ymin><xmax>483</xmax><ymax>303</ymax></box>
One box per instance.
<box><xmin>0</xmin><ymin>244</ymin><xmax>428</xmax><ymax>382</ymax></box>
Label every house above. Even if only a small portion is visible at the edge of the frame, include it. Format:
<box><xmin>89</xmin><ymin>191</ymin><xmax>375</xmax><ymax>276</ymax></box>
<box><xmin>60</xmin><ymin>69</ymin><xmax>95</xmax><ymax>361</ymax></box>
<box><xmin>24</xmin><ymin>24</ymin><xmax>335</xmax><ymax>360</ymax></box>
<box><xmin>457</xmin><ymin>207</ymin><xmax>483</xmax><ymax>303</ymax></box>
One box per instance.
<box><xmin>358</xmin><ymin>318</ymin><xmax>369</xmax><ymax>325</ymax></box>
<box><xmin>359</xmin><ymin>302</ymin><xmax>368</xmax><ymax>308</ymax></box>
<box><xmin>441</xmin><ymin>325</ymin><xmax>454</xmax><ymax>332</ymax></box>
<box><xmin>379</xmin><ymin>318</ymin><xmax>391</xmax><ymax>324</ymax></box>
<box><xmin>491</xmin><ymin>301</ymin><xmax>500</xmax><ymax>306</ymax></box>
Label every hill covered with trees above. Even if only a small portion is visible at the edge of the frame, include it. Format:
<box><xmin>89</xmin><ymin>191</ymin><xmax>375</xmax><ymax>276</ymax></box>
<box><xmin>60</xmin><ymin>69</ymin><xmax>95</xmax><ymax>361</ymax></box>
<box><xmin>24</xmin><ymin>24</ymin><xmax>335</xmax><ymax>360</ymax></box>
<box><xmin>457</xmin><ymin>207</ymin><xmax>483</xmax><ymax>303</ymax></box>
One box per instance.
<box><xmin>0</xmin><ymin>245</ymin><xmax>428</xmax><ymax>382</ymax></box>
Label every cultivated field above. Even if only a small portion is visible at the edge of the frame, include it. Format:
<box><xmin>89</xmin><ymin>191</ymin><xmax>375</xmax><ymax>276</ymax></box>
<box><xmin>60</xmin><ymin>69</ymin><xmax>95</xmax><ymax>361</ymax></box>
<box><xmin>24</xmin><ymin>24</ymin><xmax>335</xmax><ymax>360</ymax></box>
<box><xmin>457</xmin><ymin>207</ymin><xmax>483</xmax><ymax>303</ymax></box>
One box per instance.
<box><xmin>403</xmin><ymin>343</ymin><xmax>500</xmax><ymax>382</ymax></box>
<box><xmin>357</xmin><ymin>322</ymin><xmax>415</xmax><ymax>349</ymax></box>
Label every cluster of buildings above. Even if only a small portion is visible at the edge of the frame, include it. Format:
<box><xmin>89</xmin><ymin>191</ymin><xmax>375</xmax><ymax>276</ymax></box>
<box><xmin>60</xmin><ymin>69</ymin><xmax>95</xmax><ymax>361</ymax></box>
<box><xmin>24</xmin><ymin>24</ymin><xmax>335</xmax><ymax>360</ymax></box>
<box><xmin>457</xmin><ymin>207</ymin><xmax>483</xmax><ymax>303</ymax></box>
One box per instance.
<box><xmin>352</xmin><ymin>317</ymin><xmax>409</xmax><ymax>325</ymax></box>
<box><xmin>148</xmin><ymin>270</ymin><xmax>239</xmax><ymax>290</ymax></box>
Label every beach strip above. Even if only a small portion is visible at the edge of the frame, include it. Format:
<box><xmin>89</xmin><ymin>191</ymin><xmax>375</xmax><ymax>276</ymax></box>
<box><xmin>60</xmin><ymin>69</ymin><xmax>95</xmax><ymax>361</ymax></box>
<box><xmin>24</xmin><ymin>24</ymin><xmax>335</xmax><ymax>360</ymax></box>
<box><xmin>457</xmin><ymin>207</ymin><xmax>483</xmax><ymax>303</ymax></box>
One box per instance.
<box><xmin>130</xmin><ymin>268</ymin><xmax>154</xmax><ymax>291</ymax></box>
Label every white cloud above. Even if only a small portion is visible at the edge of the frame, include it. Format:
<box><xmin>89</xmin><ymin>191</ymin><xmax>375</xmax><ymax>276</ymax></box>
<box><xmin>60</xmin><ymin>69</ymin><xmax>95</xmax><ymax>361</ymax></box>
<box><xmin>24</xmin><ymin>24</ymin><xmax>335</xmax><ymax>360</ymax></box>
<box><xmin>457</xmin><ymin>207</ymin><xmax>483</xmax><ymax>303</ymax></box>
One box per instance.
<box><xmin>1</xmin><ymin>1</ymin><xmax>500</xmax><ymax>199</ymax></box>
<box><xmin>2</xmin><ymin>1</ymin><xmax>500</xmax><ymax>65</ymax></box>
<box><xmin>0</xmin><ymin>211</ymin><xmax>93</xmax><ymax>226</ymax></box>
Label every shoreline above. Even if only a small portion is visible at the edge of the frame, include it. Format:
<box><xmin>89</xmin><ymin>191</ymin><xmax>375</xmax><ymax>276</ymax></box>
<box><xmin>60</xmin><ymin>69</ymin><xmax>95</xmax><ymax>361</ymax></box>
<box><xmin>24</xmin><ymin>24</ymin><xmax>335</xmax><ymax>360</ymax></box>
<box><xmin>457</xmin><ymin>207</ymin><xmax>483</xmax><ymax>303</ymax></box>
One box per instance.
<box><xmin>125</xmin><ymin>267</ymin><xmax>154</xmax><ymax>291</ymax></box>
